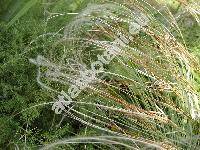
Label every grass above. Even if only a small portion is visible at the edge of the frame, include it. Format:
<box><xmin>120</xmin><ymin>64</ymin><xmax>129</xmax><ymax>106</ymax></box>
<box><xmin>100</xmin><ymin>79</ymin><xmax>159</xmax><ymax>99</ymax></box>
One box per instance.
<box><xmin>0</xmin><ymin>0</ymin><xmax>200</xmax><ymax>149</ymax></box>
<box><xmin>6</xmin><ymin>0</ymin><xmax>38</xmax><ymax>28</ymax></box>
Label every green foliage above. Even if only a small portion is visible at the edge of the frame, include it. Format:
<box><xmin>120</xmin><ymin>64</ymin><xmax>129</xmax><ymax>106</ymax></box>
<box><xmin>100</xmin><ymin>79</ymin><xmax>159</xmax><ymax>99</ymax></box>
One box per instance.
<box><xmin>0</xmin><ymin>0</ymin><xmax>103</xmax><ymax>149</ymax></box>
<box><xmin>0</xmin><ymin>0</ymin><xmax>200</xmax><ymax>149</ymax></box>
<box><xmin>6</xmin><ymin>0</ymin><xmax>38</xmax><ymax>28</ymax></box>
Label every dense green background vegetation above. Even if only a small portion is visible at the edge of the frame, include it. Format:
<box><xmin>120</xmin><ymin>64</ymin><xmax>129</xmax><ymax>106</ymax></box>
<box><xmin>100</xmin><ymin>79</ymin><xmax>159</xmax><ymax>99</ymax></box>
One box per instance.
<box><xmin>0</xmin><ymin>1</ymin><xmax>92</xmax><ymax>149</ymax></box>
<box><xmin>0</xmin><ymin>0</ymin><xmax>199</xmax><ymax>149</ymax></box>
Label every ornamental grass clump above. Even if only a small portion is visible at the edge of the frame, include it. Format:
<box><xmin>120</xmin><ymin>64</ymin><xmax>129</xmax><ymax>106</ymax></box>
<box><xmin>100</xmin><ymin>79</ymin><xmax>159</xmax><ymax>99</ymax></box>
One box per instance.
<box><xmin>30</xmin><ymin>0</ymin><xmax>200</xmax><ymax>149</ymax></box>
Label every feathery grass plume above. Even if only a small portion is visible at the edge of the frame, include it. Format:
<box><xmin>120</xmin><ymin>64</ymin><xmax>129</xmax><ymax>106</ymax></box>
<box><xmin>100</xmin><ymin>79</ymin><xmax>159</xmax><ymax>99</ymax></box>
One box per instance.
<box><xmin>30</xmin><ymin>0</ymin><xmax>200</xmax><ymax>149</ymax></box>
<box><xmin>175</xmin><ymin>0</ymin><xmax>200</xmax><ymax>24</ymax></box>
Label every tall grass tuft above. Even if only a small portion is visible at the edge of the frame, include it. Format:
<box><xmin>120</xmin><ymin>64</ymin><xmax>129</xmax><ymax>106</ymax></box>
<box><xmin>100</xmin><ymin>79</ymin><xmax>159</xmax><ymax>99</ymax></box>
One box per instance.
<box><xmin>30</xmin><ymin>0</ymin><xmax>200</xmax><ymax>149</ymax></box>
